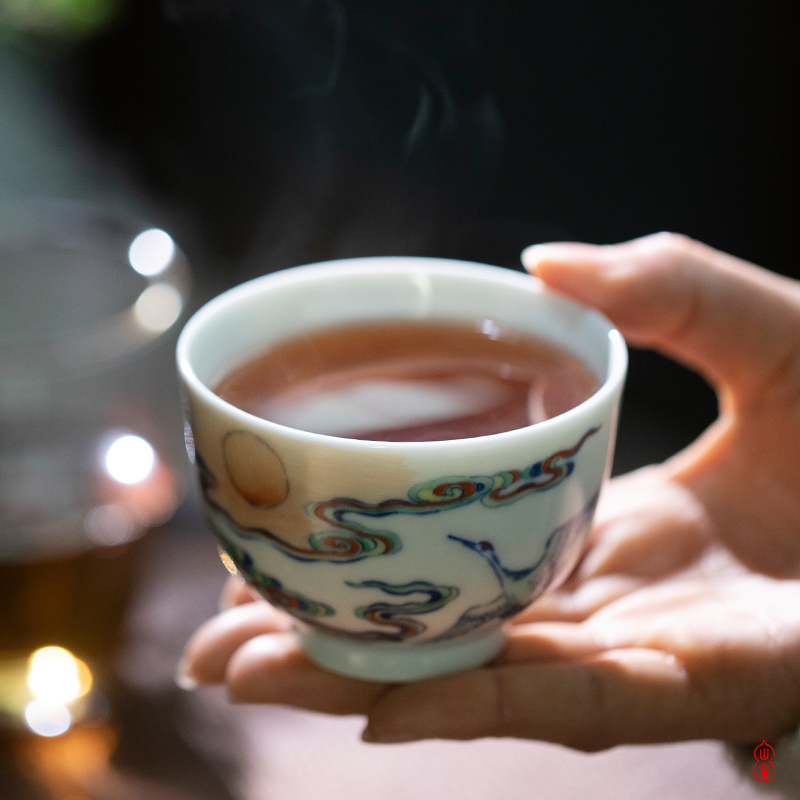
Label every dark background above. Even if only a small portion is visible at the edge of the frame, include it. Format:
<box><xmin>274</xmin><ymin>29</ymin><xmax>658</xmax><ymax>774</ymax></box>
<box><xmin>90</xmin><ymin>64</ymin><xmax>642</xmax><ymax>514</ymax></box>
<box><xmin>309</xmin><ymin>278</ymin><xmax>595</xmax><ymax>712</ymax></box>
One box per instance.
<box><xmin>58</xmin><ymin>0</ymin><xmax>800</xmax><ymax>471</ymax></box>
<box><xmin>1</xmin><ymin>7</ymin><xmax>796</xmax><ymax>795</ymax></box>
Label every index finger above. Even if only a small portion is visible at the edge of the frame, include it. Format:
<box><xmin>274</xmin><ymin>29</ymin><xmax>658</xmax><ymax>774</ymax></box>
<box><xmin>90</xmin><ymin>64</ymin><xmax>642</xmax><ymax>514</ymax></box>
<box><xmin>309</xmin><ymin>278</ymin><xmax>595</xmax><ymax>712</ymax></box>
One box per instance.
<box><xmin>523</xmin><ymin>233</ymin><xmax>800</xmax><ymax>400</ymax></box>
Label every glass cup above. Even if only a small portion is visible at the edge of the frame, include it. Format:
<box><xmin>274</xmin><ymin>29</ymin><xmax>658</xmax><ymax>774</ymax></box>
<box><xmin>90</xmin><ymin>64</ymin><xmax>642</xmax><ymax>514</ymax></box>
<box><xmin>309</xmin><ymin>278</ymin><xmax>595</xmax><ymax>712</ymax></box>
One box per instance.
<box><xmin>0</xmin><ymin>199</ymin><xmax>190</xmax><ymax>734</ymax></box>
<box><xmin>177</xmin><ymin>257</ymin><xmax>627</xmax><ymax>681</ymax></box>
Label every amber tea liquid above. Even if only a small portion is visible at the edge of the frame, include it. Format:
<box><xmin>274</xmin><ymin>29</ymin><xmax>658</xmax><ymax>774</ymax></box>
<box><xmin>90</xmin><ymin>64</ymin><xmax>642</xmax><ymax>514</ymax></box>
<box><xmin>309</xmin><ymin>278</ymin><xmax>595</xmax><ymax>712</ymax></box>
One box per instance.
<box><xmin>214</xmin><ymin>319</ymin><xmax>598</xmax><ymax>442</ymax></box>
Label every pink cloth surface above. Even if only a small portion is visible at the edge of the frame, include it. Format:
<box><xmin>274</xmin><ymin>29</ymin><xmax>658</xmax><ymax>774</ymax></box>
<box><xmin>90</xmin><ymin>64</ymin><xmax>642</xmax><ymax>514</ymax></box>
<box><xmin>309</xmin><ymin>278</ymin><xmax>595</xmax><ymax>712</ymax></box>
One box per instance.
<box><xmin>207</xmin><ymin>699</ymin><xmax>777</xmax><ymax>800</ymax></box>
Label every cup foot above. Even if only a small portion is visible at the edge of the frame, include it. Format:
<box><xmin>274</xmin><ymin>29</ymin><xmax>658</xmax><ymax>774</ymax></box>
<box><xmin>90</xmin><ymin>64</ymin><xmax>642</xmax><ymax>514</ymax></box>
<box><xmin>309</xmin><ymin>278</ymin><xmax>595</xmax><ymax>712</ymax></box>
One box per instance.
<box><xmin>298</xmin><ymin>627</ymin><xmax>506</xmax><ymax>682</ymax></box>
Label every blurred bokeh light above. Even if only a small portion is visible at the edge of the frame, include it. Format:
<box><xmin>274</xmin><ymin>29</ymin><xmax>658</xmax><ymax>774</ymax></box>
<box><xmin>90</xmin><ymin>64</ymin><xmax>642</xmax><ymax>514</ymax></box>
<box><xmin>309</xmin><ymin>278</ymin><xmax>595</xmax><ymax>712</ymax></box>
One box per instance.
<box><xmin>127</xmin><ymin>228</ymin><xmax>175</xmax><ymax>277</ymax></box>
<box><xmin>102</xmin><ymin>433</ymin><xmax>155</xmax><ymax>486</ymax></box>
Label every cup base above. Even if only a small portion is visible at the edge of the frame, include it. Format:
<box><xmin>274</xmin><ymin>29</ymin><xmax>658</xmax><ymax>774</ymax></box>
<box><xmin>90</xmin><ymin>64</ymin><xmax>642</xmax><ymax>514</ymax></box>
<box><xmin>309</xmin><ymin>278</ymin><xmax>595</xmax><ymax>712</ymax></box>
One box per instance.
<box><xmin>297</xmin><ymin>627</ymin><xmax>507</xmax><ymax>682</ymax></box>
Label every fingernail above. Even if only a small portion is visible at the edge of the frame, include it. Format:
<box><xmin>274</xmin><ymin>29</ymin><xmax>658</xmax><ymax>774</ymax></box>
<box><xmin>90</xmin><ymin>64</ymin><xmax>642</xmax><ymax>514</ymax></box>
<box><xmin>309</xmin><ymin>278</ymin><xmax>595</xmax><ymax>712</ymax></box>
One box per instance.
<box><xmin>362</xmin><ymin>729</ymin><xmax>418</xmax><ymax>744</ymax></box>
<box><xmin>242</xmin><ymin>632</ymin><xmax>297</xmax><ymax>658</ymax></box>
<box><xmin>521</xmin><ymin>242</ymin><xmax>609</xmax><ymax>274</ymax></box>
<box><xmin>174</xmin><ymin>659</ymin><xmax>199</xmax><ymax>691</ymax></box>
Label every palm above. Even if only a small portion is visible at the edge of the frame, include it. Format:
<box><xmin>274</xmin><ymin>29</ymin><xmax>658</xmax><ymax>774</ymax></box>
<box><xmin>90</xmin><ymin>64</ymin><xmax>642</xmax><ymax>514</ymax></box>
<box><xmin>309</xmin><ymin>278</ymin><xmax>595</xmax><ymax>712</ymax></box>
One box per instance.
<box><xmin>506</xmin><ymin>416</ymin><xmax>800</xmax><ymax>745</ymax></box>
<box><xmin>529</xmin><ymin>466</ymin><xmax>800</xmax><ymax>637</ymax></box>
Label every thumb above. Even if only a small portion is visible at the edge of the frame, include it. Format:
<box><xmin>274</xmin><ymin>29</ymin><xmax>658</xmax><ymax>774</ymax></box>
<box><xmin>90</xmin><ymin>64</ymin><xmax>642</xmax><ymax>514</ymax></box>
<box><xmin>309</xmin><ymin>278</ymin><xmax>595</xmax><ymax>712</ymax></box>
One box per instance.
<box><xmin>522</xmin><ymin>233</ymin><xmax>800</xmax><ymax>399</ymax></box>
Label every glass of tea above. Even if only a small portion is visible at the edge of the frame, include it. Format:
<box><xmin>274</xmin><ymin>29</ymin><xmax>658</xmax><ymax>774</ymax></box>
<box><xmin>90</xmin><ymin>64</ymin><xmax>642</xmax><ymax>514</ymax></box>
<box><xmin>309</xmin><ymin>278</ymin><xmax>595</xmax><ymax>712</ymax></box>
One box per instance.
<box><xmin>0</xmin><ymin>200</ymin><xmax>189</xmax><ymax>735</ymax></box>
<box><xmin>177</xmin><ymin>257</ymin><xmax>627</xmax><ymax>681</ymax></box>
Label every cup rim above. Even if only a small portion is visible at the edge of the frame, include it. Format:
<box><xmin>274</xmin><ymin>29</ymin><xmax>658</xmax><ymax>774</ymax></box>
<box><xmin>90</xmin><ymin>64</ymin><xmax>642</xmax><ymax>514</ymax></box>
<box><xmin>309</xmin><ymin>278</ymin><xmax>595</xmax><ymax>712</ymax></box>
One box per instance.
<box><xmin>176</xmin><ymin>256</ymin><xmax>627</xmax><ymax>451</ymax></box>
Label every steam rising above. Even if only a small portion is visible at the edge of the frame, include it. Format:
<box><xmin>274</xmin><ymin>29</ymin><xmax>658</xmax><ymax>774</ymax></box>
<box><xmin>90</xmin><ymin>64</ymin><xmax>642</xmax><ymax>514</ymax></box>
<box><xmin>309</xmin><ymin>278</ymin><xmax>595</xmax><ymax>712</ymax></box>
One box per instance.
<box><xmin>145</xmin><ymin>0</ymin><xmax>506</xmax><ymax>270</ymax></box>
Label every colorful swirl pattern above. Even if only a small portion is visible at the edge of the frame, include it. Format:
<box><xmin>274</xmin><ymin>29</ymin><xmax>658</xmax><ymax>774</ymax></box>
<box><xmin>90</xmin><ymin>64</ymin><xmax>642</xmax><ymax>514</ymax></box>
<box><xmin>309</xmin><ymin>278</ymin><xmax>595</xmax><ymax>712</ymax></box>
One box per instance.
<box><xmin>345</xmin><ymin>580</ymin><xmax>459</xmax><ymax>640</ymax></box>
<box><xmin>310</xmin><ymin>426</ymin><xmax>599</xmax><ymax>560</ymax></box>
<box><xmin>196</xmin><ymin>452</ymin><xmax>400</xmax><ymax>563</ymax></box>
<box><xmin>216</xmin><ymin>534</ymin><xmax>335</xmax><ymax>617</ymax></box>
<box><xmin>197</xmin><ymin>426</ymin><xmax>598</xmax><ymax>563</ymax></box>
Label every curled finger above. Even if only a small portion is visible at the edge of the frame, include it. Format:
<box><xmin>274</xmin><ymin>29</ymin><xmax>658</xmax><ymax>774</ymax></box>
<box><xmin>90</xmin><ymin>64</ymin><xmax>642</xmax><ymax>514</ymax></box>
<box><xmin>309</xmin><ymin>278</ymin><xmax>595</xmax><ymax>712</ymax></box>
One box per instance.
<box><xmin>363</xmin><ymin>646</ymin><xmax>793</xmax><ymax>748</ymax></box>
<box><xmin>226</xmin><ymin>632</ymin><xmax>392</xmax><ymax>715</ymax></box>
<box><xmin>179</xmin><ymin>601</ymin><xmax>293</xmax><ymax>687</ymax></box>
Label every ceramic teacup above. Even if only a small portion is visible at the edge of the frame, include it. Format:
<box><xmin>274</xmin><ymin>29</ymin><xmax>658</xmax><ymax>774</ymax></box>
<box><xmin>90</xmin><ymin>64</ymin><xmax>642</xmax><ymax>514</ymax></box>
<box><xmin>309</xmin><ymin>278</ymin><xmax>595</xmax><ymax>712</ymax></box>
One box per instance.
<box><xmin>176</xmin><ymin>257</ymin><xmax>627</xmax><ymax>681</ymax></box>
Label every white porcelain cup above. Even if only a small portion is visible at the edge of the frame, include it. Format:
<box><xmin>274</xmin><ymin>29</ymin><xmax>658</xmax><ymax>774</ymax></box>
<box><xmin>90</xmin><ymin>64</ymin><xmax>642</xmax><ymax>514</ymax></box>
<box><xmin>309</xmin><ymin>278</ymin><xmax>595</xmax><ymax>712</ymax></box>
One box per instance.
<box><xmin>177</xmin><ymin>257</ymin><xmax>627</xmax><ymax>681</ymax></box>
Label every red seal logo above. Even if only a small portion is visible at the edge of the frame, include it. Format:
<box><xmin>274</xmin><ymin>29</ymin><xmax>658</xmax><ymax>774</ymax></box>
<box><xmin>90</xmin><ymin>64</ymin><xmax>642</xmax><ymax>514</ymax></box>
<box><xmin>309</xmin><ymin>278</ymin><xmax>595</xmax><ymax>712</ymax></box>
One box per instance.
<box><xmin>753</xmin><ymin>740</ymin><xmax>776</xmax><ymax>782</ymax></box>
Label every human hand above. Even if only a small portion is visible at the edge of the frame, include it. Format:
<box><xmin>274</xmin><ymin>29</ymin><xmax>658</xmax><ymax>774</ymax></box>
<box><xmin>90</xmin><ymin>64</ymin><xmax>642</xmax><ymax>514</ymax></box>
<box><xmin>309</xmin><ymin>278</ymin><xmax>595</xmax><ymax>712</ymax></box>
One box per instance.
<box><xmin>180</xmin><ymin>233</ymin><xmax>800</xmax><ymax>750</ymax></box>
